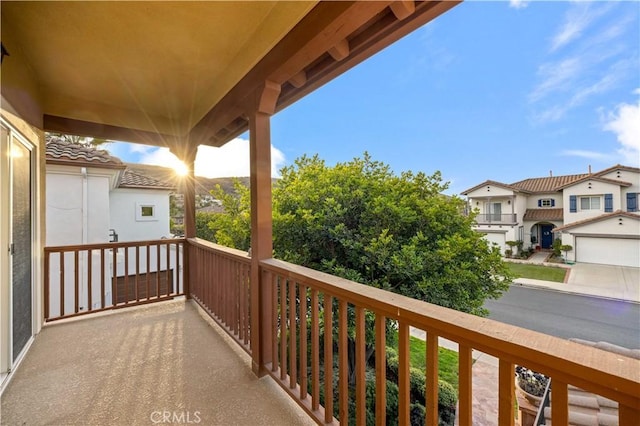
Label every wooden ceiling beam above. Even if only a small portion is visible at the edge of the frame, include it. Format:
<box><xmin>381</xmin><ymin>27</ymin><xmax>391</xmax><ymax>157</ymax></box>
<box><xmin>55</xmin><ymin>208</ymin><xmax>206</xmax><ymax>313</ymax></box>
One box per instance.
<box><xmin>289</xmin><ymin>71</ymin><xmax>307</xmax><ymax>89</ymax></box>
<box><xmin>328</xmin><ymin>39</ymin><xmax>350</xmax><ymax>61</ymax></box>
<box><xmin>43</xmin><ymin>115</ymin><xmax>177</xmax><ymax>147</ymax></box>
<box><xmin>190</xmin><ymin>1</ymin><xmax>460</xmax><ymax>148</ymax></box>
<box><xmin>277</xmin><ymin>1</ymin><xmax>461</xmax><ymax>112</ymax></box>
<box><xmin>189</xmin><ymin>1</ymin><xmax>392</xmax><ymax>146</ymax></box>
<box><xmin>390</xmin><ymin>1</ymin><xmax>416</xmax><ymax>20</ymax></box>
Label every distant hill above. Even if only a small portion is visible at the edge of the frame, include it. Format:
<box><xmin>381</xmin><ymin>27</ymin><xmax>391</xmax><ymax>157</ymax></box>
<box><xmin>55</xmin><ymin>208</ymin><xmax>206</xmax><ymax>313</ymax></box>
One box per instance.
<box><xmin>125</xmin><ymin>163</ymin><xmax>263</xmax><ymax>196</ymax></box>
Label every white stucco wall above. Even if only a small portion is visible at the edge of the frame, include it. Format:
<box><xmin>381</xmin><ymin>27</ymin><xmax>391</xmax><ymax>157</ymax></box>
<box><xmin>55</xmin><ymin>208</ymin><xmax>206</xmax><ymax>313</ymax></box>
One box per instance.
<box><xmin>109</xmin><ymin>188</ymin><xmax>171</xmax><ymax>242</ymax></box>
<box><xmin>525</xmin><ymin>193</ymin><xmax>563</xmax><ymax>209</ymax></box>
<box><xmin>563</xmin><ymin>180</ymin><xmax>623</xmax><ymax>223</ymax></box>
<box><xmin>466</xmin><ymin>184</ymin><xmax>514</xmax><ymax>198</ymax></box>
<box><xmin>46</xmin><ymin>166</ymin><xmax>113</xmax><ymax>246</ymax></box>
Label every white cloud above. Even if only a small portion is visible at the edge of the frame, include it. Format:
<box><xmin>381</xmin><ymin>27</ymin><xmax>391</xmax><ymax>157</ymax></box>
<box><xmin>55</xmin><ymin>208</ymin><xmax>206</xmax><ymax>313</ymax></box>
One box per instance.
<box><xmin>509</xmin><ymin>0</ymin><xmax>529</xmax><ymax>10</ymax></box>
<box><xmin>138</xmin><ymin>137</ymin><xmax>286</xmax><ymax>178</ymax></box>
<box><xmin>603</xmin><ymin>90</ymin><xmax>640</xmax><ymax>166</ymax></box>
<box><xmin>550</xmin><ymin>3</ymin><xmax>611</xmax><ymax>52</ymax></box>
<box><xmin>529</xmin><ymin>57</ymin><xmax>582</xmax><ymax>103</ymax></box>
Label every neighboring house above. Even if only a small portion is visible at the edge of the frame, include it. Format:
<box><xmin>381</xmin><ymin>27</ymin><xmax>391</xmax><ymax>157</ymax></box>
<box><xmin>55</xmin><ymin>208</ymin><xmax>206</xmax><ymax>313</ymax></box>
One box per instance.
<box><xmin>46</xmin><ymin>137</ymin><xmax>174</xmax><ymax>245</ymax></box>
<box><xmin>45</xmin><ymin>138</ymin><xmax>180</xmax><ymax>315</ymax></box>
<box><xmin>462</xmin><ymin>165</ymin><xmax>640</xmax><ymax>267</ymax></box>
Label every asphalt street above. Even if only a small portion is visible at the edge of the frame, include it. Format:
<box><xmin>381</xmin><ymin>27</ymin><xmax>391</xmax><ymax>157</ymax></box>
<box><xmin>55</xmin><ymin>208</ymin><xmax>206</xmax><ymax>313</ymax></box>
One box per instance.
<box><xmin>484</xmin><ymin>285</ymin><xmax>640</xmax><ymax>349</ymax></box>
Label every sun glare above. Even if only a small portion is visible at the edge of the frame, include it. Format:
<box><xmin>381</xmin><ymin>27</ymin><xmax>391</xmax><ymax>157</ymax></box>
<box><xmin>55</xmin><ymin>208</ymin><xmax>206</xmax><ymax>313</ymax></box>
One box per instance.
<box><xmin>173</xmin><ymin>160</ymin><xmax>189</xmax><ymax>177</ymax></box>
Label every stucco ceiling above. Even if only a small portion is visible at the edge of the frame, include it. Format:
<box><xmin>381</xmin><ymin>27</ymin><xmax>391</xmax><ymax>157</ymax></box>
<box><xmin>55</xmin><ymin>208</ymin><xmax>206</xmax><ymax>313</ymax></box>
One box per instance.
<box><xmin>1</xmin><ymin>1</ymin><xmax>316</xmax><ymax>135</ymax></box>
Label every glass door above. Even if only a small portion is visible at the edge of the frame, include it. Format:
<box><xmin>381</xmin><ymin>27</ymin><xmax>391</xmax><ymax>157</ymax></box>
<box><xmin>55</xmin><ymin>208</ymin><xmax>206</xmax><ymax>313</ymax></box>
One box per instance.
<box><xmin>10</xmin><ymin>135</ymin><xmax>33</xmax><ymax>362</ymax></box>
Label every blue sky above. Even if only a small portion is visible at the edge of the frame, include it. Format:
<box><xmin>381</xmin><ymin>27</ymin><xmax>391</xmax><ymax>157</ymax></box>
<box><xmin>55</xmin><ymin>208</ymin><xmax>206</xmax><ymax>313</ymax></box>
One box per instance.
<box><xmin>107</xmin><ymin>1</ymin><xmax>640</xmax><ymax>195</ymax></box>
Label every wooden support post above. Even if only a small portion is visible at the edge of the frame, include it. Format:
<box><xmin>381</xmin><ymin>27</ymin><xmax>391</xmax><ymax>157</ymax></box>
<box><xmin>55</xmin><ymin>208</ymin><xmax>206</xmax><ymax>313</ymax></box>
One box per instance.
<box><xmin>170</xmin><ymin>142</ymin><xmax>197</xmax><ymax>299</ymax></box>
<box><xmin>247</xmin><ymin>80</ymin><xmax>279</xmax><ymax>375</ymax></box>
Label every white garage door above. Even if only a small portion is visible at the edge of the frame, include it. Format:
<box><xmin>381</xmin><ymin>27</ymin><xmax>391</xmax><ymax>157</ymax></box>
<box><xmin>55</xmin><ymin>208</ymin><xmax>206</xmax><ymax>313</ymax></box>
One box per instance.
<box><xmin>483</xmin><ymin>232</ymin><xmax>506</xmax><ymax>253</ymax></box>
<box><xmin>576</xmin><ymin>237</ymin><xmax>640</xmax><ymax>267</ymax></box>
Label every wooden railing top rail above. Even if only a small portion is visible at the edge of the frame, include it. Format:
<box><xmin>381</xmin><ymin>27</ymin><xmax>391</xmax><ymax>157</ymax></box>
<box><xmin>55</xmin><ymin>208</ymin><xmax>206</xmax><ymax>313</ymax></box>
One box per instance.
<box><xmin>45</xmin><ymin>238</ymin><xmax>186</xmax><ymax>252</ymax></box>
<box><xmin>260</xmin><ymin>258</ymin><xmax>640</xmax><ymax>408</ymax></box>
<box><xmin>187</xmin><ymin>238</ymin><xmax>251</xmax><ymax>265</ymax></box>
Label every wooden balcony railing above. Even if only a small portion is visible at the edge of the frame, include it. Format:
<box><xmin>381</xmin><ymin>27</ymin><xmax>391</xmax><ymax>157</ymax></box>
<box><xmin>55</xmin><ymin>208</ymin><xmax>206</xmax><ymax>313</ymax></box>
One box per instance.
<box><xmin>44</xmin><ymin>239</ymin><xmax>184</xmax><ymax>321</ymax></box>
<box><xmin>43</xmin><ymin>239</ymin><xmax>640</xmax><ymax>425</ymax></box>
<box><xmin>258</xmin><ymin>258</ymin><xmax>640</xmax><ymax>426</ymax></box>
<box><xmin>187</xmin><ymin>238</ymin><xmax>251</xmax><ymax>353</ymax></box>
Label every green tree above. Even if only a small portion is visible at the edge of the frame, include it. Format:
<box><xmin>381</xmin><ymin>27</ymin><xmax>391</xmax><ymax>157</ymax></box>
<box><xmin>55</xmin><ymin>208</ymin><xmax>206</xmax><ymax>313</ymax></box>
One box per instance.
<box><xmin>272</xmin><ymin>154</ymin><xmax>511</xmax><ymax>316</ymax></box>
<box><xmin>203</xmin><ymin>180</ymin><xmax>251</xmax><ymax>249</ymax></box>
<box><xmin>47</xmin><ymin>132</ymin><xmax>109</xmax><ymax>147</ymax></box>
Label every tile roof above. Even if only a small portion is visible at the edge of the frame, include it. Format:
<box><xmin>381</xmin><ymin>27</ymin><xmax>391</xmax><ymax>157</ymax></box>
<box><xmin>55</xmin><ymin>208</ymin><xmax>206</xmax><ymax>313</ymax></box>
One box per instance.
<box><xmin>541</xmin><ymin>339</ymin><xmax>639</xmax><ymax>426</ymax></box>
<box><xmin>510</xmin><ymin>174</ymin><xmax>589</xmax><ymax>193</ymax></box>
<box><xmin>461</xmin><ymin>180</ymin><xmax>520</xmax><ymax>195</ymax></box>
<box><xmin>119</xmin><ymin>169</ymin><xmax>174</xmax><ymax>190</ymax></box>
<box><xmin>593</xmin><ymin>164</ymin><xmax>640</xmax><ymax>176</ymax></box>
<box><xmin>45</xmin><ymin>137</ymin><xmax>124</xmax><ymax>168</ymax></box>
<box><xmin>555</xmin><ymin>175</ymin><xmax>632</xmax><ymax>190</ymax></box>
<box><xmin>554</xmin><ymin>210</ymin><xmax>640</xmax><ymax>231</ymax></box>
<box><xmin>522</xmin><ymin>208</ymin><xmax>564</xmax><ymax>221</ymax></box>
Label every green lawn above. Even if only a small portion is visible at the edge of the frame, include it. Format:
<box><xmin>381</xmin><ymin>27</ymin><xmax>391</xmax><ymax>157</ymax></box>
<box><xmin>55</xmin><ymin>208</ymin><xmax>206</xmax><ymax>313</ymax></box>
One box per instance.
<box><xmin>409</xmin><ymin>335</ymin><xmax>459</xmax><ymax>391</ymax></box>
<box><xmin>507</xmin><ymin>263</ymin><xmax>566</xmax><ymax>283</ymax></box>
<box><xmin>388</xmin><ymin>332</ymin><xmax>459</xmax><ymax>391</ymax></box>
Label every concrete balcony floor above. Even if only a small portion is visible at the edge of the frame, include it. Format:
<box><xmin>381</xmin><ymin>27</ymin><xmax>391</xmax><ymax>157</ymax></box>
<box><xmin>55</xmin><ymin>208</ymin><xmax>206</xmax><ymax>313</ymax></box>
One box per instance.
<box><xmin>1</xmin><ymin>299</ymin><xmax>314</xmax><ymax>426</ymax></box>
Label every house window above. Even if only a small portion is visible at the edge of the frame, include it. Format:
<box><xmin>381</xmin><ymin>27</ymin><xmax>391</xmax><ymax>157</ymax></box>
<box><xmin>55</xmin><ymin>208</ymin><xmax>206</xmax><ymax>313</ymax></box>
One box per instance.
<box><xmin>136</xmin><ymin>203</ymin><xmax>157</xmax><ymax>221</ymax></box>
<box><xmin>580</xmin><ymin>196</ymin><xmax>601</xmax><ymax>211</ymax></box>
<box><xmin>538</xmin><ymin>199</ymin><xmax>555</xmax><ymax>207</ymax></box>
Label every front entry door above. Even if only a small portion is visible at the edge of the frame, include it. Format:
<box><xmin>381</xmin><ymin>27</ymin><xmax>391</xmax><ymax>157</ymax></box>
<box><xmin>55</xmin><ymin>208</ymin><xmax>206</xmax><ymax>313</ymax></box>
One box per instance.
<box><xmin>11</xmin><ymin>137</ymin><xmax>33</xmax><ymax>361</ymax></box>
<box><xmin>540</xmin><ymin>224</ymin><xmax>554</xmax><ymax>249</ymax></box>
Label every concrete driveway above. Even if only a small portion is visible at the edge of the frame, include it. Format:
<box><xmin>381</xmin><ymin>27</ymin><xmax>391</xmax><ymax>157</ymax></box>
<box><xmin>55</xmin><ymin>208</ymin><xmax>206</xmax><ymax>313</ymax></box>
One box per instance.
<box><xmin>568</xmin><ymin>263</ymin><xmax>639</xmax><ymax>303</ymax></box>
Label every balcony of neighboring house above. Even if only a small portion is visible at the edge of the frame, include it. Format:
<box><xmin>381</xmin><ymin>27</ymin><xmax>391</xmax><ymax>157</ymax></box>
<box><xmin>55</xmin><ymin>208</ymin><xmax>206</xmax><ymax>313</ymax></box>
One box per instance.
<box><xmin>2</xmin><ymin>238</ymin><xmax>639</xmax><ymax>425</ymax></box>
<box><xmin>474</xmin><ymin>213</ymin><xmax>518</xmax><ymax>225</ymax></box>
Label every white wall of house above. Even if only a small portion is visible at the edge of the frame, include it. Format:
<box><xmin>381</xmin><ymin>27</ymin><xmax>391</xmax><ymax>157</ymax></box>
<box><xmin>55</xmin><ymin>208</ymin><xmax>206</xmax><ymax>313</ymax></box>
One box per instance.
<box><xmin>46</xmin><ymin>166</ymin><xmax>114</xmax><ymax>246</ymax></box>
<box><xmin>109</xmin><ymin>188</ymin><xmax>171</xmax><ymax>242</ymax></box>
<box><xmin>525</xmin><ymin>193</ymin><xmax>563</xmax><ymax>209</ymax></box>
<box><xmin>563</xmin><ymin>180</ymin><xmax>623</xmax><ymax>223</ymax></box>
<box><xmin>514</xmin><ymin>194</ymin><xmax>528</xmax><ymax>223</ymax></box>
<box><xmin>559</xmin><ymin>216</ymin><xmax>640</xmax><ymax>266</ymax></box>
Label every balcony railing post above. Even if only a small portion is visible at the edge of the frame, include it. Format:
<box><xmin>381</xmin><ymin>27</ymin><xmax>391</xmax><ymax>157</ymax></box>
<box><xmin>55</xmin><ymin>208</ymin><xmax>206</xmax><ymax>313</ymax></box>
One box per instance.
<box><xmin>247</xmin><ymin>85</ymin><xmax>279</xmax><ymax>375</ymax></box>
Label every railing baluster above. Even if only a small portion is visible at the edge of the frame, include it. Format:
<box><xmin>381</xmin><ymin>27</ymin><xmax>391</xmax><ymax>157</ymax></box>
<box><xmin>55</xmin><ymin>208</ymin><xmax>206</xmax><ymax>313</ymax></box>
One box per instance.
<box><xmin>175</xmin><ymin>242</ymin><xmax>180</xmax><ymax>294</ymax></box>
<box><xmin>165</xmin><ymin>242</ymin><xmax>170</xmax><ymax>297</ymax></box>
<box><xmin>619</xmin><ymin>403</ymin><xmax>640</xmax><ymax>425</ymax></box>
<box><xmin>124</xmin><ymin>246</ymin><xmax>129</xmax><ymax>304</ymax></box>
<box><xmin>146</xmin><ymin>243</ymin><xmax>150</xmax><ymax>301</ymax></box>
<box><xmin>458</xmin><ymin>344</ymin><xmax>473</xmax><ymax>426</ymax></box>
<box><xmin>300</xmin><ymin>284</ymin><xmax>308</xmax><ymax>400</ymax></box>
<box><xmin>74</xmin><ymin>250</ymin><xmax>79</xmax><ymax>313</ymax></box>
<box><xmin>311</xmin><ymin>288</ymin><xmax>320</xmax><ymax>412</ymax></box>
<box><xmin>289</xmin><ymin>280</ymin><xmax>297</xmax><ymax>389</ymax></box>
<box><xmin>339</xmin><ymin>300</ymin><xmax>348</xmax><ymax>424</ymax></box>
<box><xmin>398</xmin><ymin>322</ymin><xmax>410</xmax><ymax>425</ymax></box>
<box><xmin>271</xmin><ymin>272</ymin><xmax>278</xmax><ymax>373</ymax></box>
<box><xmin>112</xmin><ymin>247</ymin><xmax>118</xmax><ymax>306</ymax></box>
<box><xmin>135</xmin><ymin>246</ymin><xmax>139</xmax><ymax>302</ymax></box>
<box><xmin>87</xmin><ymin>249</ymin><xmax>92</xmax><ymax>312</ymax></box>
<box><xmin>60</xmin><ymin>252</ymin><xmax>65</xmax><ymax>315</ymax></box>
<box><xmin>156</xmin><ymin>243</ymin><xmax>160</xmax><ymax>299</ymax></box>
<box><xmin>323</xmin><ymin>294</ymin><xmax>334</xmax><ymax>423</ymax></box>
<box><xmin>280</xmin><ymin>277</ymin><xmax>287</xmax><ymax>381</ymax></box>
<box><xmin>100</xmin><ymin>249</ymin><xmax>105</xmax><ymax>309</ymax></box>
<box><xmin>551</xmin><ymin>380</ymin><xmax>568</xmax><ymax>425</ymax></box>
<box><xmin>355</xmin><ymin>306</ymin><xmax>366</xmax><ymax>425</ymax></box>
<box><xmin>426</xmin><ymin>332</ymin><xmax>439</xmax><ymax>426</ymax></box>
<box><xmin>44</xmin><ymin>250</ymin><xmax>50</xmax><ymax>319</ymax></box>
<box><xmin>375</xmin><ymin>314</ymin><xmax>386</xmax><ymax>426</ymax></box>
<box><xmin>498</xmin><ymin>360</ymin><xmax>515</xmax><ymax>426</ymax></box>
